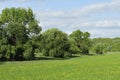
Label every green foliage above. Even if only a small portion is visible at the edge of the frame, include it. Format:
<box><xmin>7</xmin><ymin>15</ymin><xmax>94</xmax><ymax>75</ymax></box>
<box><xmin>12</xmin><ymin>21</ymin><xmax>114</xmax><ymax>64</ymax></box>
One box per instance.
<box><xmin>69</xmin><ymin>39</ymin><xmax>81</xmax><ymax>55</ymax></box>
<box><xmin>3</xmin><ymin>7</ymin><xmax>120</xmax><ymax>61</ymax></box>
<box><xmin>69</xmin><ymin>30</ymin><xmax>91</xmax><ymax>54</ymax></box>
<box><xmin>91</xmin><ymin>38</ymin><xmax>120</xmax><ymax>52</ymax></box>
<box><xmin>0</xmin><ymin>7</ymin><xmax>41</xmax><ymax>61</ymax></box>
<box><xmin>41</xmin><ymin>28</ymin><xmax>70</xmax><ymax>58</ymax></box>
<box><xmin>93</xmin><ymin>44</ymin><xmax>104</xmax><ymax>54</ymax></box>
<box><xmin>24</xmin><ymin>47</ymin><xmax>33</xmax><ymax>60</ymax></box>
<box><xmin>15</xmin><ymin>48</ymin><xmax>24</xmax><ymax>60</ymax></box>
<box><xmin>0</xmin><ymin>7</ymin><xmax>96</xmax><ymax>61</ymax></box>
<box><xmin>23</xmin><ymin>41</ymin><xmax>35</xmax><ymax>60</ymax></box>
<box><xmin>64</xmin><ymin>52</ymin><xmax>72</xmax><ymax>57</ymax></box>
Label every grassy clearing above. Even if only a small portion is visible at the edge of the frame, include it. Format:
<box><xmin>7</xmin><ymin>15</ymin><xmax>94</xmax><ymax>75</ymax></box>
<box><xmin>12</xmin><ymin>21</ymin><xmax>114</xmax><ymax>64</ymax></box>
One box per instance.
<box><xmin>0</xmin><ymin>53</ymin><xmax>120</xmax><ymax>80</ymax></box>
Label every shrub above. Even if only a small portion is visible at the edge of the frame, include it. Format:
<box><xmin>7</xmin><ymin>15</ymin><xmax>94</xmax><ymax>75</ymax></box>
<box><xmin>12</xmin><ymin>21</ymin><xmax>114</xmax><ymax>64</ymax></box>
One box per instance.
<box><xmin>94</xmin><ymin>44</ymin><xmax>104</xmax><ymax>54</ymax></box>
<box><xmin>23</xmin><ymin>42</ymin><xmax>35</xmax><ymax>60</ymax></box>
<box><xmin>69</xmin><ymin>42</ymin><xmax>81</xmax><ymax>55</ymax></box>
<box><xmin>42</xmin><ymin>28</ymin><xmax>70</xmax><ymax>58</ymax></box>
<box><xmin>24</xmin><ymin>48</ymin><xmax>34</xmax><ymax>60</ymax></box>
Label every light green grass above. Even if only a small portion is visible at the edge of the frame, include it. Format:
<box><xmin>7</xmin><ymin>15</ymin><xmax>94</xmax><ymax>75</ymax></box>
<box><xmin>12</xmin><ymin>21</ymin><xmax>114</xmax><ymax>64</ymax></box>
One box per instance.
<box><xmin>0</xmin><ymin>53</ymin><xmax>120</xmax><ymax>80</ymax></box>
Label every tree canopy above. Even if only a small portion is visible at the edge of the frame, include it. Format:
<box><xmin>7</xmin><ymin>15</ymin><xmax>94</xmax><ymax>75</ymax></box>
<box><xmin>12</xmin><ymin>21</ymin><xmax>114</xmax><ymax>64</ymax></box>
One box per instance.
<box><xmin>0</xmin><ymin>8</ymin><xmax>41</xmax><ymax>60</ymax></box>
<box><xmin>41</xmin><ymin>28</ymin><xmax>70</xmax><ymax>58</ymax></box>
<box><xmin>69</xmin><ymin>30</ymin><xmax>91</xmax><ymax>54</ymax></box>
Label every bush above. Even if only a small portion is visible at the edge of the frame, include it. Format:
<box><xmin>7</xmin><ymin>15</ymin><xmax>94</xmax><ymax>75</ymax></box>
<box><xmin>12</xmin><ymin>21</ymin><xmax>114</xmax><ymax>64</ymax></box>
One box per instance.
<box><xmin>42</xmin><ymin>28</ymin><xmax>70</xmax><ymax>58</ymax></box>
<box><xmin>23</xmin><ymin>42</ymin><xmax>35</xmax><ymax>60</ymax></box>
<box><xmin>24</xmin><ymin>48</ymin><xmax>34</xmax><ymax>60</ymax></box>
<box><xmin>69</xmin><ymin>42</ymin><xmax>81</xmax><ymax>55</ymax></box>
<box><xmin>81</xmin><ymin>48</ymin><xmax>89</xmax><ymax>55</ymax></box>
<box><xmin>69</xmin><ymin>30</ymin><xmax>91</xmax><ymax>55</ymax></box>
<box><xmin>94</xmin><ymin>44</ymin><xmax>104</xmax><ymax>54</ymax></box>
<box><xmin>14</xmin><ymin>46</ymin><xmax>24</xmax><ymax>61</ymax></box>
<box><xmin>64</xmin><ymin>52</ymin><xmax>72</xmax><ymax>57</ymax></box>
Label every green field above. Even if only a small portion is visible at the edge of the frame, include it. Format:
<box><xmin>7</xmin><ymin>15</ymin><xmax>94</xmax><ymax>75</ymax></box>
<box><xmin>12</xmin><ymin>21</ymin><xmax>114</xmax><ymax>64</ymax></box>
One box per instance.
<box><xmin>0</xmin><ymin>53</ymin><xmax>120</xmax><ymax>80</ymax></box>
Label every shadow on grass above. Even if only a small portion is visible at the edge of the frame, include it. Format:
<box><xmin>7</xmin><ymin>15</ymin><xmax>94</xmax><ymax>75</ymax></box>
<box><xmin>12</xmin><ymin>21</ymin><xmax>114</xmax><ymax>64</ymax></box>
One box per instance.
<box><xmin>0</xmin><ymin>54</ymin><xmax>96</xmax><ymax>62</ymax></box>
<box><xmin>85</xmin><ymin>54</ymin><xmax>94</xmax><ymax>56</ymax></box>
<box><xmin>0</xmin><ymin>62</ymin><xmax>4</xmax><ymax>65</ymax></box>
<box><xmin>0</xmin><ymin>58</ymin><xmax>6</xmax><ymax>64</ymax></box>
<box><xmin>0</xmin><ymin>61</ymin><xmax>5</xmax><ymax>65</ymax></box>
<box><xmin>35</xmin><ymin>55</ymin><xmax>80</xmax><ymax>61</ymax></box>
<box><xmin>0</xmin><ymin>56</ymin><xmax>80</xmax><ymax>62</ymax></box>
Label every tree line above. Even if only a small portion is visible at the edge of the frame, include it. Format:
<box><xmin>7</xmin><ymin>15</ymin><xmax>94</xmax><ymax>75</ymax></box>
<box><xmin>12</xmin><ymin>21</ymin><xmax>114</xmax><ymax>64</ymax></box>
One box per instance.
<box><xmin>0</xmin><ymin>8</ymin><xmax>91</xmax><ymax>61</ymax></box>
<box><xmin>0</xmin><ymin>8</ymin><xmax>119</xmax><ymax>61</ymax></box>
<box><xmin>91</xmin><ymin>38</ymin><xmax>120</xmax><ymax>53</ymax></box>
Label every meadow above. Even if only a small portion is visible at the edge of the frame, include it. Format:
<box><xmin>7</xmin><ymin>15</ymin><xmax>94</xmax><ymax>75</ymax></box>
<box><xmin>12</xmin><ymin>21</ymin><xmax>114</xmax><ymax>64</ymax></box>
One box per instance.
<box><xmin>0</xmin><ymin>53</ymin><xmax>120</xmax><ymax>80</ymax></box>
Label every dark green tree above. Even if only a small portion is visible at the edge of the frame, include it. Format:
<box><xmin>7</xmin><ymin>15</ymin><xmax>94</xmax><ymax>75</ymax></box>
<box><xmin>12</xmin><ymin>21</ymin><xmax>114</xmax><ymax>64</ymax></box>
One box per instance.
<box><xmin>93</xmin><ymin>44</ymin><xmax>104</xmax><ymax>54</ymax></box>
<box><xmin>41</xmin><ymin>28</ymin><xmax>70</xmax><ymax>58</ymax></box>
<box><xmin>69</xmin><ymin>30</ymin><xmax>91</xmax><ymax>54</ymax></box>
<box><xmin>0</xmin><ymin>7</ymin><xmax>41</xmax><ymax>60</ymax></box>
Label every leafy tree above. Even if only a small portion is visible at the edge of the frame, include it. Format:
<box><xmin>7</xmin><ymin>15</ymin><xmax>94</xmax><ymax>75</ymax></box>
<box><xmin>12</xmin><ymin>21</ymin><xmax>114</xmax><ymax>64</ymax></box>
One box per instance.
<box><xmin>23</xmin><ymin>41</ymin><xmax>35</xmax><ymax>60</ymax></box>
<box><xmin>0</xmin><ymin>7</ymin><xmax>41</xmax><ymax>60</ymax></box>
<box><xmin>41</xmin><ymin>28</ymin><xmax>70</xmax><ymax>58</ymax></box>
<box><xmin>91</xmin><ymin>38</ymin><xmax>120</xmax><ymax>52</ymax></box>
<box><xmin>69</xmin><ymin>38</ymin><xmax>81</xmax><ymax>55</ymax></box>
<box><xmin>93</xmin><ymin>44</ymin><xmax>104</xmax><ymax>54</ymax></box>
<box><xmin>69</xmin><ymin>30</ymin><xmax>91</xmax><ymax>54</ymax></box>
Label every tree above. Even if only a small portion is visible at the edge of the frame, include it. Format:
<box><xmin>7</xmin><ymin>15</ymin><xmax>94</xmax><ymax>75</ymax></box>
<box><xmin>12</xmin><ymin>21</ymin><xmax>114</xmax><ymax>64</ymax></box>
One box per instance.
<box><xmin>93</xmin><ymin>44</ymin><xmax>104</xmax><ymax>54</ymax></box>
<box><xmin>69</xmin><ymin>30</ymin><xmax>91</xmax><ymax>54</ymax></box>
<box><xmin>41</xmin><ymin>28</ymin><xmax>70</xmax><ymax>58</ymax></box>
<box><xmin>0</xmin><ymin>7</ymin><xmax>41</xmax><ymax>60</ymax></box>
<box><xmin>91</xmin><ymin>38</ymin><xmax>120</xmax><ymax>52</ymax></box>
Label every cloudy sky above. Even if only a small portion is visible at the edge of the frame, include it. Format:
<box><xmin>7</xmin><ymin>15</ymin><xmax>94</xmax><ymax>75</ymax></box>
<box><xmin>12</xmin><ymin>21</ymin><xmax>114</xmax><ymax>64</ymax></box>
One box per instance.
<box><xmin>0</xmin><ymin>0</ymin><xmax>120</xmax><ymax>38</ymax></box>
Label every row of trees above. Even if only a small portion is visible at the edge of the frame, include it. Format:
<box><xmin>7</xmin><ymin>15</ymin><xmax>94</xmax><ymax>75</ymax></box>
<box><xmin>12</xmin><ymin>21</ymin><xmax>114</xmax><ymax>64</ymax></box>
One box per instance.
<box><xmin>0</xmin><ymin>8</ymin><xmax>91</xmax><ymax>61</ymax></box>
<box><xmin>41</xmin><ymin>29</ymin><xmax>91</xmax><ymax>57</ymax></box>
<box><xmin>1</xmin><ymin>7</ymin><xmax>119</xmax><ymax>61</ymax></box>
<box><xmin>91</xmin><ymin>38</ymin><xmax>120</xmax><ymax>53</ymax></box>
<box><xmin>2</xmin><ymin>7</ymin><xmax>120</xmax><ymax>61</ymax></box>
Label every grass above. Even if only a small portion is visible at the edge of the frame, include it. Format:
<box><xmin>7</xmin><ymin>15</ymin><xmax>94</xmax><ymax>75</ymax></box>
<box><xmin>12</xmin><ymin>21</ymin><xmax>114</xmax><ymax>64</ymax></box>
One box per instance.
<box><xmin>0</xmin><ymin>53</ymin><xmax>120</xmax><ymax>80</ymax></box>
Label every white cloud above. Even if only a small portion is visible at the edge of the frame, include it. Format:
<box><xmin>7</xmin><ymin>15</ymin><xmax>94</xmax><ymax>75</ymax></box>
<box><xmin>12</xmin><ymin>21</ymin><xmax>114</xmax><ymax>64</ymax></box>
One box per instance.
<box><xmin>0</xmin><ymin>0</ymin><xmax>7</xmax><ymax>2</ymax></box>
<box><xmin>0</xmin><ymin>0</ymin><xmax>120</xmax><ymax>37</ymax></box>
<box><xmin>37</xmin><ymin>10</ymin><xmax>64</xmax><ymax>18</ymax></box>
<box><xmin>36</xmin><ymin>0</ymin><xmax>120</xmax><ymax>30</ymax></box>
<box><xmin>76</xmin><ymin>0</ymin><xmax>120</xmax><ymax>15</ymax></box>
<box><xmin>89</xmin><ymin>28</ymin><xmax>120</xmax><ymax>38</ymax></box>
<box><xmin>36</xmin><ymin>0</ymin><xmax>120</xmax><ymax>19</ymax></box>
<box><xmin>75</xmin><ymin>20</ymin><xmax>120</xmax><ymax>28</ymax></box>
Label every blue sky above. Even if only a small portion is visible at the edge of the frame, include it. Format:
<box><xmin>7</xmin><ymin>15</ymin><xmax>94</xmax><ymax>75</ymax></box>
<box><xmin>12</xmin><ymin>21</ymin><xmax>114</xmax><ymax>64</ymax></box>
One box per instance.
<box><xmin>0</xmin><ymin>0</ymin><xmax>120</xmax><ymax>38</ymax></box>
